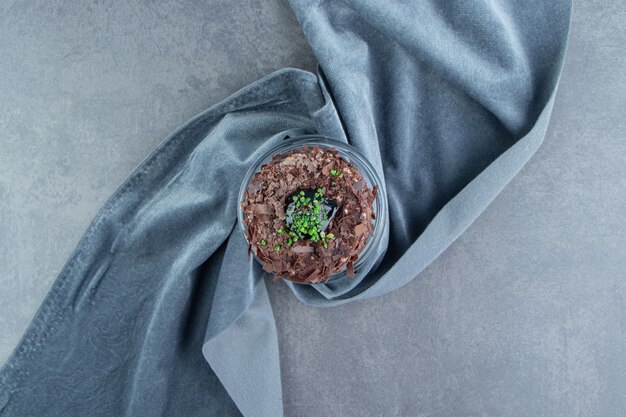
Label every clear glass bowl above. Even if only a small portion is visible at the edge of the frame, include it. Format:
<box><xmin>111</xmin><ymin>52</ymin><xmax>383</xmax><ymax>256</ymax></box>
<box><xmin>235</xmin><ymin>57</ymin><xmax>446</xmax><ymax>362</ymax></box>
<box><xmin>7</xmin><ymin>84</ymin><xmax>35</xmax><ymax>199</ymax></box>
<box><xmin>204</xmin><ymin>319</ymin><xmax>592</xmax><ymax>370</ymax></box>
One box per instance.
<box><xmin>237</xmin><ymin>135</ymin><xmax>387</xmax><ymax>283</ymax></box>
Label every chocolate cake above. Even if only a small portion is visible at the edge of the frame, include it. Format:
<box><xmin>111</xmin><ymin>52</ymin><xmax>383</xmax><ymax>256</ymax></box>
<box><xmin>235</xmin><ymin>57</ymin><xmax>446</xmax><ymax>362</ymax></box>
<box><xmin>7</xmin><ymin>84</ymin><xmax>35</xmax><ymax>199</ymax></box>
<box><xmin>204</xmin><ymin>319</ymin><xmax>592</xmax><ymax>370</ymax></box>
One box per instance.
<box><xmin>241</xmin><ymin>145</ymin><xmax>377</xmax><ymax>283</ymax></box>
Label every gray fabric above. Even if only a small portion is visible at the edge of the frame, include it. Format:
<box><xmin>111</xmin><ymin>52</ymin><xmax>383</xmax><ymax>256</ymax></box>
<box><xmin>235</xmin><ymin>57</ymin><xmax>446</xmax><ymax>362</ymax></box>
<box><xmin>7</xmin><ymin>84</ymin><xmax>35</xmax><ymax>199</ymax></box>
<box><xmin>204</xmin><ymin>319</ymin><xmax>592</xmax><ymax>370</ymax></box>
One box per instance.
<box><xmin>0</xmin><ymin>1</ymin><xmax>572</xmax><ymax>416</ymax></box>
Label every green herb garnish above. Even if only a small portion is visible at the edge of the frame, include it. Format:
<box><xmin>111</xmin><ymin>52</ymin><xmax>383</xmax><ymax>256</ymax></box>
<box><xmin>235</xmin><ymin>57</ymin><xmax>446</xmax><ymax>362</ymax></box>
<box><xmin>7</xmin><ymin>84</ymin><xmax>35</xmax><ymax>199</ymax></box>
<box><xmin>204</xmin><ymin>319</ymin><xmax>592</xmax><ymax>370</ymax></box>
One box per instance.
<box><xmin>286</xmin><ymin>189</ymin><xmax>336</xmax><ymax>248</ymax></box>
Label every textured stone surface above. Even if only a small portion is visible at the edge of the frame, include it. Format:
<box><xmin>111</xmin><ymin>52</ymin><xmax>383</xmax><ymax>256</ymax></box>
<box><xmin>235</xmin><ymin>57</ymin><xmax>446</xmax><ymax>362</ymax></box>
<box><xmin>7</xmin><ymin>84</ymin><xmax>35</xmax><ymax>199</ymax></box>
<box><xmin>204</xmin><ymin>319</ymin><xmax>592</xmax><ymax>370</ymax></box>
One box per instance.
<box><xmin>0</xmin><ymin>0</ymin><xmax>624</xmax><ymax>416</ymax></box>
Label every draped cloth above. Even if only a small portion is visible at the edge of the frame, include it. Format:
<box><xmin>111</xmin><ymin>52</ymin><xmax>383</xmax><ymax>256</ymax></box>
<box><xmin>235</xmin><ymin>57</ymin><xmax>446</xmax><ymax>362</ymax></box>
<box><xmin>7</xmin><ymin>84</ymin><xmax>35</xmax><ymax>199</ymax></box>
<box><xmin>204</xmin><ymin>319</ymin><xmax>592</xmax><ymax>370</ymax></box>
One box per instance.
<box><xmin>0</xmin><ymin>1</ymin><xmax>572</xmax><ymax>416</ymax></box>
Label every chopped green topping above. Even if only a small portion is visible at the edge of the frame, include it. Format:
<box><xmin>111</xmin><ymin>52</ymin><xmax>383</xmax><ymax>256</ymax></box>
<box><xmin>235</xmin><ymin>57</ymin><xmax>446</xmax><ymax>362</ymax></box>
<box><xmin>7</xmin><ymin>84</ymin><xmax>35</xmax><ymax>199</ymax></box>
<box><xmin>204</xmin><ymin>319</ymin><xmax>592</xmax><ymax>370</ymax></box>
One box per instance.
<box><xmin>275</xmin><ymin>245</ymin><xmax>281</xmax><ymax>251</ymax></box>
<box><xmin>329</xmin><ymin>169</ymin><xmax>344</xmax><ymax>178</ymax></box>
<box><xmin>260</xmin><ymin>239</ymin><xmax>267</xmax><ymax>246</ymax></box>
<box><xmin>277</xmin><ymin>228</ymin><xmax>286</xmax><ymax>235</ymax></box>
<box><xmin>286</xmin><ymin>189</ymin><xmax>336</xmax><ymax>248</ymax></box>
<box><xmin>326</xmin><ymin>233</ymin><xmax>334</xmax><ymax>239</ymax></box>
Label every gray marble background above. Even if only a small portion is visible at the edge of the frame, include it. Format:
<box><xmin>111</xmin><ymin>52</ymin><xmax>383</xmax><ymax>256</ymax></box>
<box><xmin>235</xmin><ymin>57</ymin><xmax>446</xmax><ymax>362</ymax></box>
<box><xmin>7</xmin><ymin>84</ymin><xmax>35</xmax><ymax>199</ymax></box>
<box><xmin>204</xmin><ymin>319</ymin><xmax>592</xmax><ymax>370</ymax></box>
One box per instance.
<box><xmin>1</xmin><ymin>1</ymin><xmax>624</xmax><ymax>416</ymax></box>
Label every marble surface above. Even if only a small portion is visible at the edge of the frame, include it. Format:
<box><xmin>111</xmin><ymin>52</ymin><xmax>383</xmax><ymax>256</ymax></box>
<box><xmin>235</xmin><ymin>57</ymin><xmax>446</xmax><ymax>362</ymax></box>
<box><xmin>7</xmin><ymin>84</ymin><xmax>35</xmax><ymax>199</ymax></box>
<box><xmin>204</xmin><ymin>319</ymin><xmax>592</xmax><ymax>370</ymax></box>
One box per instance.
<box><xmin>0</xmin><ymin>0</ymin><xmax>624</xmax><ymax>415</ymax></box>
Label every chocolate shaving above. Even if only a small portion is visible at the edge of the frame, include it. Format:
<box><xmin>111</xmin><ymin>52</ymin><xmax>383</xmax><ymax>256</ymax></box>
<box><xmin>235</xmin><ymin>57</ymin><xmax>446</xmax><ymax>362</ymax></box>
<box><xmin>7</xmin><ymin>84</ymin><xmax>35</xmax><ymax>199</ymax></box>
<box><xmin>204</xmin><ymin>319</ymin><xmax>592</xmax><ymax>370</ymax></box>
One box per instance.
<box><xmin>346</xmin><ymin>261</ymin><xmax>355</xmax><ymax>278</ymax></box>
<box><xmin>252</xmin><ymin>203</ymin><xmax>274</xmax><ymax>215</ymax></box>
<box><xmin>292</xmin><ymin>245</ymin><xmax>315</xmax><ymax>253</ymax></box>
<box><xmin>353</xmin><ymin>179</ymin><xmax>366</xmax><ymax>191</ymax></box>
<box><xmin>354</xmin><ymin>223</ymin><xmax>367</xmax><ymax>237</ymax></box>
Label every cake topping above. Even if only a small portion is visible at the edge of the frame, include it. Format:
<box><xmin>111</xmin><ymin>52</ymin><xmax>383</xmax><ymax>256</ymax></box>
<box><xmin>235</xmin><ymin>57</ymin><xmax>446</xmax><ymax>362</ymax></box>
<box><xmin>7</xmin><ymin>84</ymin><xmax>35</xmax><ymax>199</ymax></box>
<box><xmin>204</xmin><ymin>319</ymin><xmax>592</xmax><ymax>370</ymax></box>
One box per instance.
<box><xmin>241</xmin><ymin>145</ymin><xmax>376</xmax><ymax>283</ymax></box>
